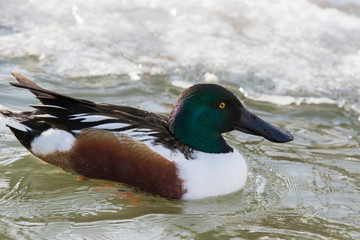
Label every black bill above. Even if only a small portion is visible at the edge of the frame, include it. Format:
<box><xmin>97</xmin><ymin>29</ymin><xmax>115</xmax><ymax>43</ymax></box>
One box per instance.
<box><xmin>233</xmin><ymin>106</ymin><xmax>294</xmax><ymax>143</ymax></box>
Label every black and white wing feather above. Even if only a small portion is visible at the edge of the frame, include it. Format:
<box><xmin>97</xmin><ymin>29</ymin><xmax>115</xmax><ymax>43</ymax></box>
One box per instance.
<box><xmin>9</xmin><ymin>72</ymin><xmax>192</xmax><ymax>156</ymax></box>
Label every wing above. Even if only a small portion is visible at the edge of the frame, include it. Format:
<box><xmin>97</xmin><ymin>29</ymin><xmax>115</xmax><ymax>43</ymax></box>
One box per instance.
<box><xmin>9</xmin><ymin>72</ymin><xmax>192</xmax><ymax>157</ymax></box>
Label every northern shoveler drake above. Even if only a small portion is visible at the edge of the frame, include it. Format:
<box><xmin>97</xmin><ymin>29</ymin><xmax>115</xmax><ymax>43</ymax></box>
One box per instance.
<box><xmin>0</xmin><ymin>72</ymin><xmax>293</xmax><ymax>200</ymax></box>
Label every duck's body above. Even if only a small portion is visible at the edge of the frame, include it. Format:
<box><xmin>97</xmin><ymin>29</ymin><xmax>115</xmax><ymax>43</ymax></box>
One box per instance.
<box><xmin>0</xmin><ymin>73</ymin><xmax>293</xmax><ymax>200</ymax></box>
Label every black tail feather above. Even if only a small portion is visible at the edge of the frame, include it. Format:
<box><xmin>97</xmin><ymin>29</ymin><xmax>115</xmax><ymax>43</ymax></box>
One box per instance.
<box><xmin>10</xmin><ymin>72</ymin><xmax>98</xmax><ymax>111</ymax></box>
<box><xmin>1</xmin><ymin>109</ymin><xmax>51</xmax><ymax>150</ymax></box>
<box><xmin>7</xmin><ymin>124</ymin><xmax>49</xmax><ymax>150</ymax></box>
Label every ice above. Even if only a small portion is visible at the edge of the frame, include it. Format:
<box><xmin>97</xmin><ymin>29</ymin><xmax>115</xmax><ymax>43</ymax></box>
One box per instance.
<box><xmin>0</xmin><ymin>0</ymin><xmax>359</xmax><ymax>108</ymax></box>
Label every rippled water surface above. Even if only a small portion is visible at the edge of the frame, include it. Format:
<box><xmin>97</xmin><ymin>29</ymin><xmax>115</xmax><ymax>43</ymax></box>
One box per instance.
<box><xmin>1</xmin><ymin>0</ymin><xmax>360</xmax><ymax>239</ymax></box>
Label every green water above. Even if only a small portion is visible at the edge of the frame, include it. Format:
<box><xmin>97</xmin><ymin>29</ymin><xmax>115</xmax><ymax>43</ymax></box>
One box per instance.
<box><xmin>0</xmin><ymin>70</ymin><xmax>359</xmax><ymax>239</ymax></box>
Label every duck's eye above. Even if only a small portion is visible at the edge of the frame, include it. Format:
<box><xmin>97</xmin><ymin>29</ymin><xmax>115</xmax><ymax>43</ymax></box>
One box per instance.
<box><xmin>219</xmin><ymin>102</ymin><xmax>226</xmax><ymax>109</ymax></box>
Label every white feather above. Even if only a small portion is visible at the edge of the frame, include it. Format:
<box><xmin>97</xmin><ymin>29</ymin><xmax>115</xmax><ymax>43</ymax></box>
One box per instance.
<box><xmin>70</xmin><ymin>123</ymin><xmax>133</xmax><ymax>134</ymax></box>
<box><xmin>118</xmin><ymin>128</ymin><xmax>157</xmax><ymax>140</ymax></box>
<box><xmin>92</xmin><ymin>123</ymin><xmax>130</xmax><ymax>130</ymax></box>
<box><xmin>70</xmin><ymin>114</ymin><xmax>118</xmax><ymax>122</ymax></box>
<box><xmin>32</xmin><ymin>104</ymin><xmax>66</xmax><ymax>110</ymax></box>
<box><xmin>31</xmin><ymin>128</ymin><xmax>75</xmax><ymax>155</ymax></box>
<box><xmin>70</xmin><ymin>113</ymin><xmax>87</xmax><ymax>117</ymax></box>
<box><xmin>177</xmin><ymin>150</ymin><xmax>247</xmax><ymax>200</ymax></box>
<box><xmin>34</xmin><ymin>114</ymin><xmax>58</xmax><ymax>118</ymax></box>
<box><xmin>141</xmin><ymin>141</ymin><xmax>247</xmax><ymax>200</ymax></box>
<box><xmin>133</xmin><ymin>128</ymin><xmax>155</xmax><ymax>132</ymax></box>
<box><xmin>129</xmin><ymin>135</ymin><xmax>155</xmax><ymax>141</ymax></box>
<box><xmin>43</xmin><ymin>105</ymin><xmax>67</xmax><ymax>110</ymax></box>
<box><xmin>121</xmin><ymin>128</ymin><xmax>155</xmax><ymax>135</ymax></box>
<box><xmin>1</xmin><ymin>119</ymin><xmax>31</xmax><ymax>132</ymax></box>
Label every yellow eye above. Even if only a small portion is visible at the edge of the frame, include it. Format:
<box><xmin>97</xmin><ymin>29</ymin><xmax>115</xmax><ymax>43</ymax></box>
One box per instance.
<box><xmin>219</xmin><ymin>102</ymin><xmax>226</xmax><ymax>109</ymax></box>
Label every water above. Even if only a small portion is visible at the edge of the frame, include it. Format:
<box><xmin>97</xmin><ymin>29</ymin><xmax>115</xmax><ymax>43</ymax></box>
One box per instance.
<box><xmin>0</xmin><ymin>0</ymin><xmax>359</xmax><ymax>239</ymax></box>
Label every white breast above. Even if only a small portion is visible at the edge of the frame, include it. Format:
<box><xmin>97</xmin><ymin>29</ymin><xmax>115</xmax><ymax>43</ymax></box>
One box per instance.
<box><xmin>176</xmin><ymin>150</ymin><xmax>247</xmax><ymax>200</ymax></box>
<box><xmin>143</xmin><ymin>141</ymin><xmax>248</xmax><ymax>200</ymax></box>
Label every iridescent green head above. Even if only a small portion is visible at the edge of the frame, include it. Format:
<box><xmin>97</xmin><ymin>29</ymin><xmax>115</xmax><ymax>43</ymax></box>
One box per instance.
<box><xmin>168</xmin><ymin>84</ymin><xmax>293</xmax><ymax>153</ymax></box>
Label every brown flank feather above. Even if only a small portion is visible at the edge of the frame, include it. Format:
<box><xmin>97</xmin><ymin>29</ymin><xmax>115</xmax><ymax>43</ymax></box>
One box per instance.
<box><xmin>37</xmin><ymin>129</ymin><xmax>186</xmax><ymax>199</ymax></box>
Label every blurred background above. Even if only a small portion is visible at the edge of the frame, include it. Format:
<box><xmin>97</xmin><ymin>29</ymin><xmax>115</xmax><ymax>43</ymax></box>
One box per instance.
<box><xmin>0</xmin><ymin>0</ymin><xmax>359</xmax><ymax>239</ymax></box>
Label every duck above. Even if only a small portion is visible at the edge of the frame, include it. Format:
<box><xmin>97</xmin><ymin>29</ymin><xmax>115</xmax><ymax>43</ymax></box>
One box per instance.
<box><xmin>0</xmin><ymin>72</ymin><xmax>293</xmax><ymax>200</ymax></box>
